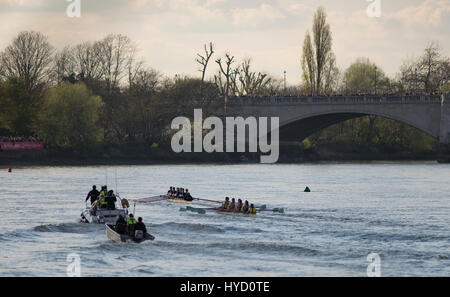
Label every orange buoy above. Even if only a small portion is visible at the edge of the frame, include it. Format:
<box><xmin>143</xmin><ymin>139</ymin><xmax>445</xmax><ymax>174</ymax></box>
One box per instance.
<box><xmin>8</xmin><ymin>168</ymin><xmax>12</xmax><ymax>173</ymax></box>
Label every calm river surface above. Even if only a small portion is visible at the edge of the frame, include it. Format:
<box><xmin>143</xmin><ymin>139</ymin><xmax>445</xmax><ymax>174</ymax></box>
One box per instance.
<box><xmin>0</xmin><ymin>163</ymin><xmax>449</xmax><ymax>277</ymax></box>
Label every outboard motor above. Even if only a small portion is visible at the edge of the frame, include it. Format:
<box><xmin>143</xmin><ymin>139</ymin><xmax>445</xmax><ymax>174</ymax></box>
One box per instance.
<box><xmin>135</xmin><ymin>230</ymin><xmax>144</xmax><ymax>240</ymax></box>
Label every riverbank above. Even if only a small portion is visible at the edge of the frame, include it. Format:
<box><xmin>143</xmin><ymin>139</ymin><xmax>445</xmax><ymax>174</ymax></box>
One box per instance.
<box><xmin>0</xmin><ymin>143</ymin><xmax>444</xmax><ymax>166</ymax></box>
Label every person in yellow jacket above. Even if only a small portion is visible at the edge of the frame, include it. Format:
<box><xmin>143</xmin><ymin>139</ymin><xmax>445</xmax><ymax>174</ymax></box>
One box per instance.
<box><xmin>221</xmin><ymin>197</ymin><xmax>230</xmax><ymax>210</ymax></box>
<box><xmin>242</xmin><ymin>200</ymin><xmax>250</xmax><ymax>213</ymax></box>
<box><xmin>228</xmin><ymin>198</ymin><xmax>236</xmax><ymax>211</ymax></box>
<box><xmin>249</xmin><ymin>204</ymin><xmax>257</xmax><ymax>215</ymax></box>
<box><xmin>127</xmin><ymin>214</ymin><xmax>137</xmax><ymax>236</ymax></box>
<box><xmin>99</xmin><ymin>186</ymin><xmax>108</xmax><ymax>209</ymax></box>
<box><xmin>236</xmin><ymin>199</ymin><xmax>243</xmax><ymax>212</ymax></box>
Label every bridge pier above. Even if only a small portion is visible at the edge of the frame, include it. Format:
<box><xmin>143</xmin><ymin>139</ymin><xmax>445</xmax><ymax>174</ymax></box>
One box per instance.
<box><xmin>438</xmin><ymin>95</ymin><xmax>450</xmax><ymax>163</ymax></box>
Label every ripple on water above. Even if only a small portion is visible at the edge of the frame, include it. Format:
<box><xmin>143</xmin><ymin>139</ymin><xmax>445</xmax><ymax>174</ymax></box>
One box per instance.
<box><xmin>151</xmin><ymin>222</ymin><xmax>224</xmax><ymax>234</ymax></box>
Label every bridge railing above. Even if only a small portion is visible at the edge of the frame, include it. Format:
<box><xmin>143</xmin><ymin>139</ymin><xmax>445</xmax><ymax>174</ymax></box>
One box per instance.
<box><xmin>227</xmin><ymin>94</ymin><xmax>444</xmax><ymax>106</ymax></box>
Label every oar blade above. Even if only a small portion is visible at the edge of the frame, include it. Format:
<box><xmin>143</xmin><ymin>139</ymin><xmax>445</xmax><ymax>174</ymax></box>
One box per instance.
<box><xmin>197</xmin><ymin>209</ymin><xmax>206</xmax><ymax>215</ymax></box>
<box><xmin>180</xmin><ymin>208</ymin><xmax>187</xmax><ymax>212</ymax></box>
<box><xmin>259</xmin><ymin>205</ymin><xmax>267</xmax><ymax>211</ymax></box>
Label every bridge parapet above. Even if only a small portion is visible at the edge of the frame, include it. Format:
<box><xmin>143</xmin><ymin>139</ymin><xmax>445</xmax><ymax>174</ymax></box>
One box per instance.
<box><xmin>227</xmin><ymin>94</ymin><xmax>444</xmax><ymax>106</ymax></box>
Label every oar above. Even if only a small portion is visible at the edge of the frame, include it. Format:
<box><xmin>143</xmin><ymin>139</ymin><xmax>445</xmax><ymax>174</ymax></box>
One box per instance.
<box><xmin>258</xmin><ymin>208</ymin><xmax>285</xmax><ymax>214</ymax></box>
<box><xmin>180</xmin><ymin>206</ymin><xmax>207</xmax><ymax>215</ymax></box>
<box><xmin>193</xmin><ymin>197</ymin><xmax>222</xmax><ymax>204</ymax></box>
<box><xmin>131</xmin><ymin>195</ymin><xmax>167</xmax><ymax>203</ymax></box>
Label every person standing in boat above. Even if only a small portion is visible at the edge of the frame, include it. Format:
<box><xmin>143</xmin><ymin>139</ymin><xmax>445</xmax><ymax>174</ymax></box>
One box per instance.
<box><xmin>99</xmin><ymin>186</ymin><xmax>108</xmax><ymax>209</ymax></box>
<box><xmin>105</xmin><ymin>190</ymin><xmax>117</xmax><ymax>210</ymax></box>
<box><xmin>85</xmin><ymin>185</ymin><xmax>100</xmax><ymax>205</ymax></box>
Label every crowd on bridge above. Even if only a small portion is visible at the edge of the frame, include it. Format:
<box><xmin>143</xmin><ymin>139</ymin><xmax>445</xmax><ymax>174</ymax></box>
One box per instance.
<box><xmin>231</xmin><ymin>91</ymin><xmax>447</xmax><ymax>99</ymax></box>
<box><xmin>0</xmin><ymin>136</ymin><xmax>42</xmax><ymax>143</ymax></box>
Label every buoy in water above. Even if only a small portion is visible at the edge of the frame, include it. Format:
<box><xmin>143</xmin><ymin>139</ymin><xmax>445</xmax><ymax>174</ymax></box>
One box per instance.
<box><xmin>8</xmin><ymin>168</ymin><xmax>12</xmax><ymax>173</ymax></box>
<box><xmin>304</xmin><ymin>186</ymin><xmax>311</xmax><ymax>192</ymax></box>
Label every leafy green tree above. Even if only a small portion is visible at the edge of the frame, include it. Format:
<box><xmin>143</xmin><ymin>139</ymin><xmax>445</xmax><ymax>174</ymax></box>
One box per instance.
<box><xmin>0</xmin><ymin>77</ymin><xmax>36</xmax><ymax>135</ymax></box>
<box><xmin>38</xmin><ymin>82</ymin><xmax>104</xmax><ymax>151</ymax></box>
<box><xmin>344</xmin><ymin>58</ymin><xmax>389</xmax><ymax>94</ymax></box>
<box><xmin>301</xmin><ymin>7</ymin><xmax>338</xmax><ymax>94</ymax></box>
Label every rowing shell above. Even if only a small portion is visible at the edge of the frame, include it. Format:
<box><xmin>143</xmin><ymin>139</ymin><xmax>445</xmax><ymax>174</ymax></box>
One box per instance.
<box><xmin>162</xmin><ymin>195</ymin><xmax>194</xmax><ymax>204</ymax></box>
<box><xmin>213</xmin><ymin>208</ymin><xmax>257</xmax><ymax>218</ymax></box>
<box><xmin>166</xmin><ymin>198</ymin><xmax>193</xmax><ymax>204</ymax></box>
<box><xmin>217</xmin><ymin>211</ymin><xmax>257</xmax><ymax>218</ymax></box>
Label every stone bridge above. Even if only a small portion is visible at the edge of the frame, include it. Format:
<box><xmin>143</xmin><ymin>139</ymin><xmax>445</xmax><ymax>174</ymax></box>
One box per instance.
<box><xmin>220</xmin><ymin>94</ymin><xmax>450</xmax><ymax>146</ymax></box>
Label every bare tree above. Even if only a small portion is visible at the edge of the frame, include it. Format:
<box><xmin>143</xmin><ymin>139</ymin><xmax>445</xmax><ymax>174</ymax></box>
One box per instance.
<box><xmin>400</xmin><ymin>42</ymin><xmax>450</xmax><ymax>93</ymax></box>
<box><xmin>196</xmin><ymin>42</ymin><xmax>215</xmax><ymax>83</ymax></box>
<box><xmin>215</xmin><ymin>53</ymin><xmax>235</xmax><ymax>109</ymax></box>
<box><xmin>53</xmin><ymin>46</ymin><xmax>75</xmax><ymax>83</ymax></box>
<box><xmin>0</xmin><ymin>31</ymin><xmax>54</xmax><ymax>93</ymax></box>
<box><xmin>97</xmin><ymin>34</ymin><xmax>136</xmax><ymax>92</ymax></box>
<box><xmin>72</xmin><ymin>41</ymin><xmax>104</xmax><ymax>81</ymax></box>
<box><xmin>230</xmin><ymin>59</ymin><xmax>272</xmax><ymax>96</ymax></box>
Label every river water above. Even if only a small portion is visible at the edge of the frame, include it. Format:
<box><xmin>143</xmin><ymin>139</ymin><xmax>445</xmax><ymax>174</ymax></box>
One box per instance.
<box><xmin>0</xmin><ymin>163</ymin><xmax>449</xmax><ymax>277</ymax></box>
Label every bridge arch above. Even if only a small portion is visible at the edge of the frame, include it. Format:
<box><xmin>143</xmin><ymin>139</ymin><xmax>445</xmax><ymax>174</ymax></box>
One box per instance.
<box><xmin>278</xmin><ymin>109</ymin><xmax>439</xmax><ymax>142</ymax></box>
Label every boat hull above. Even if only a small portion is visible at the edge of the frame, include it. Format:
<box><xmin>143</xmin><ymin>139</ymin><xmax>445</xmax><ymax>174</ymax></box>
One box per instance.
<box><xmin>81</xmin><ymin>208</ymin><xmax>127</xmax><ymax>225</ymax></box>
<box><xmin>163</xmin><ymin>195</ymin><xmax>194</xmax><ymax>204</ymax></box>
<box><xmin>213</xmin><ymin>208</ymin><xmax>257</xmax><ymax>218</ymax></box>
<box><xmin>106</xmin><ymin>224</ymin><xmax>155</xmax><ymax>243</ymax></box>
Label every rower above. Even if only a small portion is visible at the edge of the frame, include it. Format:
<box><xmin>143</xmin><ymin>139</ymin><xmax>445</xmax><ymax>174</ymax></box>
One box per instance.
<box><xmin>228</xmin><ymin>198</ymin><xmax>236</xmax><ymax>211</ymax></box>
<box><xmin>185</xmin><ymin>189</ymin><xmax>193</xmax><ymax>202</ymax></box>
<box><xmin>242</xmin><ymin>200</ymin><xmax>250</xmax><ymax>213</ymax></box>
<box><xmin>167</xmin><ymin>187</ymin><xmax>173</xmax><ymax>196</ymax></box>
<box><xmin>178</xmin><ymin>188</ymin><xmax>185</xmax><ymax>200</ymax></box>
<box><xmin>236</xmin><ymin>199</ymin><xmax>243</xmax><ymax>212</ymax></box>
<box><xmin>249</xmin><ymin>204</ymin><xmax>256</xmax><ymax>214</ymax></box>
<box><xmin>221</xmin><ymin>197</ymin><xmax>230</xmax><ymax>209</ymax></box>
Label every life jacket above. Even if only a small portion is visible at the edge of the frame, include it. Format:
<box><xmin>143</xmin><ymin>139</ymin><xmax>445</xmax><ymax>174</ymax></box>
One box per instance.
<box><xmin>127</xmin><ymin>218</ymin><xmax>137</xmax><ymax>225</ymax></box>
<box><xmin>236</xmin><ymin>202</ymin><xmax>243</xmax><ymax>211</ymax></box>
<box><xmin>99</xmin><ymin>191</ymin><xmax>107</xmax><ymax>205</ymax></box>
<box><xmin>222</xmin><ymin>200</ymin><xmax>229</xmax><ymax>209</ymax></box>
<box><xmin>228</xmin><ymin>202</ymin><xmax>235</xmax><ymax>210</ymax></box>
<box><xmin>249</xmin><ymin>207</ymin><xmax>256</xmax><ymax>214</ymax></box>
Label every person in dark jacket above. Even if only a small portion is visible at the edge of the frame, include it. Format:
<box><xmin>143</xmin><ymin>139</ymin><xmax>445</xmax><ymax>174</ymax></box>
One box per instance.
<box><xmin>115</xmin><ymin>214</ymin><xmax>127</xmax><ymax>234</ymax></box>
<box><xmin>105</xmin><ymin>190</ymin><xmax>117</xmax><ymax>210</ymax></box>
<box><xmin>85</xmin><ymin>186</ymin><xmax>100</xmax><ymax>205</ymax></box>
<box><xmin>135</xmin><ymin>217</ymin><xmax>147</xmax><ymax>235</ymax></box>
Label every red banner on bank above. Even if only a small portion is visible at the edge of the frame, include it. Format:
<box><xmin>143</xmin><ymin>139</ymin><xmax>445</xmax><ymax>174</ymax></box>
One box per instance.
<box><xmin>0</xmin><ymin>142</ymin><xmax>44</xmax><ymax>151</ymax></box>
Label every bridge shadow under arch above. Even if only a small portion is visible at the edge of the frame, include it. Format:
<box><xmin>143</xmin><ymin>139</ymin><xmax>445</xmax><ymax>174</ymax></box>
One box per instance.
<box><xmin>278</xmin><ymin>112</ymin><xmax>438</xmax><ymax>142</ymax></box>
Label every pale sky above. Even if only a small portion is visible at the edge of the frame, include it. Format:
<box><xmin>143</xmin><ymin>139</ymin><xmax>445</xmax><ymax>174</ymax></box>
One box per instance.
<box><xmin>0</xmin><ymin>0</ymin><xmax>449</xmax><ymax>84</ymax></box>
